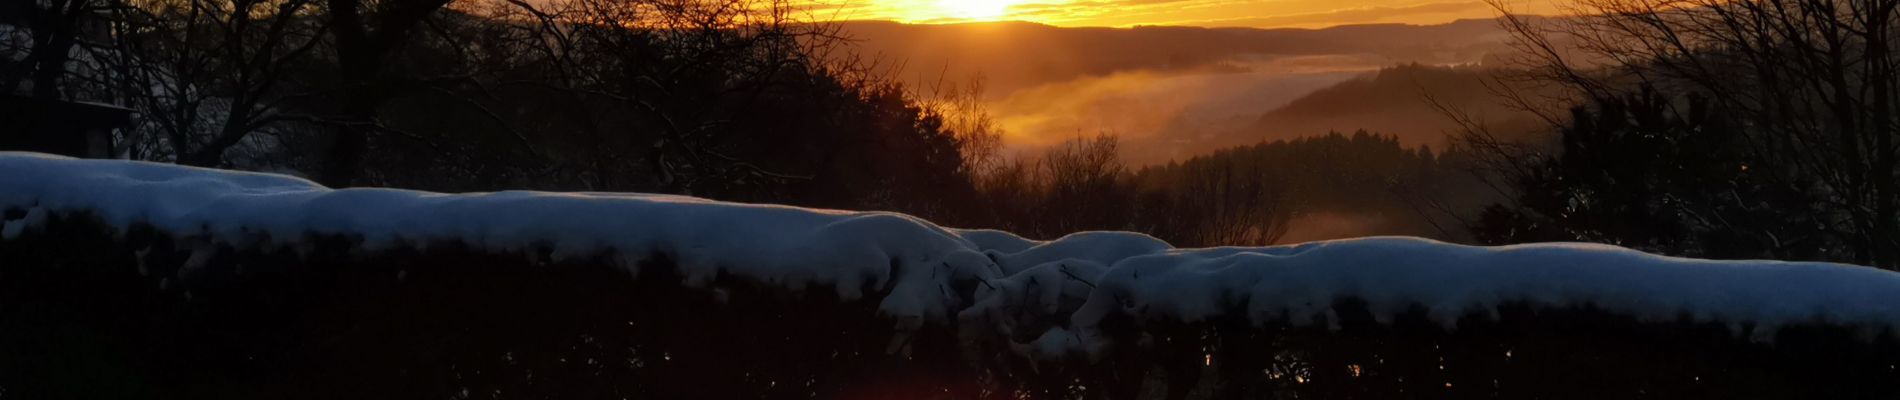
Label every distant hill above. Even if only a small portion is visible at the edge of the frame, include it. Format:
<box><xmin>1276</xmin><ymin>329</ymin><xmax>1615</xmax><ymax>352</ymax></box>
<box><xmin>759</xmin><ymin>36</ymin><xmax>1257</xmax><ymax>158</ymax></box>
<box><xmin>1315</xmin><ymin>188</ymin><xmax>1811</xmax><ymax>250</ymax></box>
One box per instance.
<box><xmin>1104</xmin><ymin>64</ymin><xmax>1558</xmax><ymax>165</ymax></box>
<box><xmin>1237</xmin><ymin>64</ymin><xmax>1553</xmax><ymax>148</ymax></box>
<box><xmin>834</xmin><ymin>19</ymin><xmax>1517</xmax><ymax>94</ymax></box>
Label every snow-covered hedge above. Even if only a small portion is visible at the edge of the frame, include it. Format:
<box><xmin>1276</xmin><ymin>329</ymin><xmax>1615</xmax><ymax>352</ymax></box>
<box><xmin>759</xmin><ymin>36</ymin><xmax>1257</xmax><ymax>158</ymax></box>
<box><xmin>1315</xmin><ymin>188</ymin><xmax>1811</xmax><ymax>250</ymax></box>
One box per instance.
<box><xmin>3</xmin><ymin>152</ymin><xmax>1899</xmax><ymax>399</ymax></box>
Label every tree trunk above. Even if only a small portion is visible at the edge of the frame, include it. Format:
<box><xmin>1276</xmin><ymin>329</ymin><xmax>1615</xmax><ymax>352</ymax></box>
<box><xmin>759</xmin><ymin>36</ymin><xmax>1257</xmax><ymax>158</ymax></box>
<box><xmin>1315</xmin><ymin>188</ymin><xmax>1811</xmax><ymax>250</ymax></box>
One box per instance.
<box><xmin>312</xmin><ymin>0</ymin><xmax>447</xmax><ymax>188</ymax></box>
<box><xmin>19</xmin><ymin>0</ymin><xmax>84</xmax><ymax>100</ymax></box>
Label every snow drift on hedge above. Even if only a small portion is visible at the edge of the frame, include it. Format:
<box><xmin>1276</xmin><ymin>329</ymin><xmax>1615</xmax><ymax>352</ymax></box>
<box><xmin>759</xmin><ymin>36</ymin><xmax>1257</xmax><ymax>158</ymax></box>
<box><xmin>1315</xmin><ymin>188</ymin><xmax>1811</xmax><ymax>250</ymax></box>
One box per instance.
<box><xmin>5</xmin><ymin>152</ymin><xmax>1900</xmax><ymax>359</ymax></box>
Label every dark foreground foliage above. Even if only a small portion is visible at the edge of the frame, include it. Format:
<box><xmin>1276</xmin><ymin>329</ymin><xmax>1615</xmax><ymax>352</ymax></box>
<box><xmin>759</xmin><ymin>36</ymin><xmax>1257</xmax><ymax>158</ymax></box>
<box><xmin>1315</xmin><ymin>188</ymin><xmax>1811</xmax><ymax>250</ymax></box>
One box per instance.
<box><xmin>3</xmin><ymin>212</ymin><xmax>1898</xmax><ymax>399</ymax></box>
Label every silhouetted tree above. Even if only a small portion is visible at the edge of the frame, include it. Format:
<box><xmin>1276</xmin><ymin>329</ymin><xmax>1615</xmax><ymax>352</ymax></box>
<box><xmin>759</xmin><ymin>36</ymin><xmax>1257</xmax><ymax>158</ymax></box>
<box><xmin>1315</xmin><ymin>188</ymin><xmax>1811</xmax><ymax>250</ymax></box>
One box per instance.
<box><xmin>1134</xmin><ymin>146</ymin><xmax>1294</xmax><ymax>247</ymax></box>
<box><xmin>1038</xmin><ymin>134</ymin><xmax>1134</xmax><ymax>234</ymax></box>
<box><xmin>1491</xmin><ymin>0</ymin><xmax>1900</xmax><ymax>266</ymax></box>
<box><xmin>1</xmin><ymin>0</ymin><xmax>100</xmax><ymax>99</ymax></box>
<box><xmin>314</xmin><ymin>0</ymin><xmax>453</xmax><ymax>186</ymax></box>
<box><xmin>1471</xmin><ymin>88</ymin><xmax>1825</xmax><ymax>260</ymax></box>
<box><xmin>96</xmin><ymin>0</ymin><xmax>325</xmax><ymax>166</ymax></box>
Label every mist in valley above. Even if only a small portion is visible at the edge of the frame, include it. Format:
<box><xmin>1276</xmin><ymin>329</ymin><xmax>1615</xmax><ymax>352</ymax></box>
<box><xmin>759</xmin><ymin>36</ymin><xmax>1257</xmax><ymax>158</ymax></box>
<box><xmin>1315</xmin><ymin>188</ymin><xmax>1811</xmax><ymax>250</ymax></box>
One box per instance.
<box><xmin>838</xmin><ymin>19</ymin><xmax>1550</xmax><ymax>242</ymax></box>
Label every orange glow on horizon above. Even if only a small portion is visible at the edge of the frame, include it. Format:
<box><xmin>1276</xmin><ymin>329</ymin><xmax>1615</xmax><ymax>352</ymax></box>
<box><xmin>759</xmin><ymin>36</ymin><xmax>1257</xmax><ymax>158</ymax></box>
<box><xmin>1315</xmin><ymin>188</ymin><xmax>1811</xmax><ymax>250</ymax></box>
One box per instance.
<box><xmin>811</xmin><ymin>0</ymin><xmax>1562</xmax><ymax>28</ymax></box>
<box><xmin>938</xmin><ymin>0</ymin><xmax>1015</xmax><ymax>20</ymax></box>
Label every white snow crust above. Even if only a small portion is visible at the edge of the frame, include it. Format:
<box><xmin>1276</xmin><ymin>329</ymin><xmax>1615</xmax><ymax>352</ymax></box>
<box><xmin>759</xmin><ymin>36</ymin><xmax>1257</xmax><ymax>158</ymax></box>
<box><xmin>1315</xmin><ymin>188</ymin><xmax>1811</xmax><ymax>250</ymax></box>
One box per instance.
<box><xmin>5</xmin><ymin>152</ymin><xmax>1900</xmax><ymax>359</ymax></box>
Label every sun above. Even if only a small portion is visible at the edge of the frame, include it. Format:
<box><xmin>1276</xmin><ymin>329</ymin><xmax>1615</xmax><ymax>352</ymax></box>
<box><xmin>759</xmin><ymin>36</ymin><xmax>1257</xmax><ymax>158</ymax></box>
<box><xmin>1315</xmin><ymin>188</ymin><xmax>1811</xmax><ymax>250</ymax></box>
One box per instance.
<box><xmin>938</xmin><ymin>0</ymin><xmax>1015</xmax><ymax>21</ymax></box>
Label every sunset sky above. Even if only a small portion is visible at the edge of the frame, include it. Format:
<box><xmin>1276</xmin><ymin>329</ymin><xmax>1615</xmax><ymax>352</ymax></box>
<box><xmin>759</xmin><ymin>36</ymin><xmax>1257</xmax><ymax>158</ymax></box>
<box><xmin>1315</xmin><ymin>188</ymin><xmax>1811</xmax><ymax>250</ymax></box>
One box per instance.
<box><xmin>810</xmin><ymin>0</ymin><xmax>1562</xmax><ymax>28</ymax></box>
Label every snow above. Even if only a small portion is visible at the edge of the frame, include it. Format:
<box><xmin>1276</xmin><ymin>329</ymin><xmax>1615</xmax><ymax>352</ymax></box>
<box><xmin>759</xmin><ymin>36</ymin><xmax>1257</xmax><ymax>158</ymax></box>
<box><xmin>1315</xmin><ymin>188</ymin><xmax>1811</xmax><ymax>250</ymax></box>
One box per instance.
<box><xmin>957</xmin><ymin>258</ymin><xmax>1106</xmax><ymax>361</ymax></box>
<box><xmin>1</xmin><ymin>207</ymin><xmax>46</xmax><ymax>239</ymax></box>
<box><xmin>952</xmin><ymin>228</ymin><xmax>1041</xmax><ymax>254</ymax></box>
<box><xmin>5</xmin><ymin>152</ymin><xmax>1900</xmax><ymax>360</ymax></box>
<box><xmin>1068</xmin><ymin>238</ymin><xmax>1900</xmax><ymax>352</ymax></box>
<box><xmin>0</xmin><ymin>152</ymin><xmax>1004</xmax><ymax>339</ymax></box>
<box><xmin>985</xmin><ymin>231</ymin><xmax>1172</xmax><ymax>275</ymax></box>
